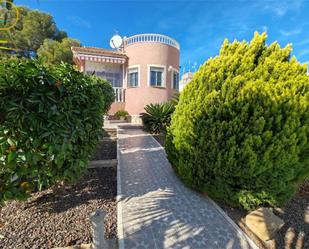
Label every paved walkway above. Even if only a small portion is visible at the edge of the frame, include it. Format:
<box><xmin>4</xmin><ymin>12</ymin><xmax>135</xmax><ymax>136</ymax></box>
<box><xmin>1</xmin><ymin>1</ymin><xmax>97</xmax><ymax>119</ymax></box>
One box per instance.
<box><xmin>117</xmin><ymin>126</ymin><xmax>258</xmax><ymax>249</ymax></box>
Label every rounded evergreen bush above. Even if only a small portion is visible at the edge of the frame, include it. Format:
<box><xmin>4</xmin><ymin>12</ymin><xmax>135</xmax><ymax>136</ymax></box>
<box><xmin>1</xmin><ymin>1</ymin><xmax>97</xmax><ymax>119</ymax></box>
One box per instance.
<box><xmin>0</xmin><ymin>58</ymin><xmax>114</xmax><ymax>203</ymax></box>
<box><xmin>166</xmin><ymin>33</ymin><xmax>309</xmax><ymax>210</ymax></box>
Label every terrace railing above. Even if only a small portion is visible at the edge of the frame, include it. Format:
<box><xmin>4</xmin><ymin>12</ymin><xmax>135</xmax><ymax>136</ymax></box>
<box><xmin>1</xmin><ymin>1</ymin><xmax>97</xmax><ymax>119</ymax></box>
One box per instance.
<box><xmin>124</xmin><ymin>34</ymin><xmax>180</xmax><ymax>50</ymax></box>
<box><xmin>113</xmin><ymin>87</ymin><xmax>125</xmax><ymax>102</ymax></box>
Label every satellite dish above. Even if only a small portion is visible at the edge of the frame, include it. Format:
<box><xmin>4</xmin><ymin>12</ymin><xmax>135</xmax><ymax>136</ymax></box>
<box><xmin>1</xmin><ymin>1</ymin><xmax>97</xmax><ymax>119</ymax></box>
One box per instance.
<box><xmin>110</xmin><ymin>35</ymin><xmax>123</xmax><ymax>49</ymax></box>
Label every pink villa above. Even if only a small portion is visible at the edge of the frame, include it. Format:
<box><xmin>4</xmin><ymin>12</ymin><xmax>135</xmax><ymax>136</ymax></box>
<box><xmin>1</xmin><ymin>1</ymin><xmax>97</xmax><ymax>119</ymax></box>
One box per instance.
<box><xmin>72</xmin><ymin>33</ymin><xmax>180</xmax><ymax>123</ymax></box>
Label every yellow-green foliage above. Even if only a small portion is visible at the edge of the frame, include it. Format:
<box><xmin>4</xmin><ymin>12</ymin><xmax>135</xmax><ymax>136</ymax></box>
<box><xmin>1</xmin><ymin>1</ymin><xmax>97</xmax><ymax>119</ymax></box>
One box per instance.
<box><xmin>166</xmin><ymin>33</ymin><xmax>309</xmax><ymax>210</ymax></box>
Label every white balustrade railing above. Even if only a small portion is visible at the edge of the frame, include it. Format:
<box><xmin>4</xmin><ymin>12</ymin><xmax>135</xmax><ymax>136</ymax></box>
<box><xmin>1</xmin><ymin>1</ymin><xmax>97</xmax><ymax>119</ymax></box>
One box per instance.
<box><xmin>124</xmin><ymin>34</ymin><xmax>180</xmax><ymax>50</ymax></box>
<box><xmin>113</xmin><ymin>87</ymin><xmax>125</xmax><ymax>102</ymax></box>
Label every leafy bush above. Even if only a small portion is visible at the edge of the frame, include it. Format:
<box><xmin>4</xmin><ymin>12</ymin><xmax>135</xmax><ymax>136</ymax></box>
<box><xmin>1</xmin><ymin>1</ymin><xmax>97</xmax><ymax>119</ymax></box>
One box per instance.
<box><xmin>166</xmin><ymin>33</ymin><xmax>309</xmax><ymax>210</ymax></box>
<box><xmin>141</xmin><ymin>102</ymin><xmax>175</xmax><ymax>134</ymax></box>
<box><xmin>114</xmin><ymin>109</ymin><xmax>128</xmax><ymax>119</ymax></box>
<box><xmin>0</xmin><ymin>58</ymin><xmax>114</xmax><ymax>203</ymax></box>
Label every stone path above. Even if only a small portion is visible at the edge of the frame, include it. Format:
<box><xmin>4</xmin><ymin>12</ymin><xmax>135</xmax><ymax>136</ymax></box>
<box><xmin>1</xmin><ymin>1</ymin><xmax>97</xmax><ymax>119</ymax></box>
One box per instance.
<box><xmin>117</xmin><ymin>126</ymin><xmax>258</xmax><ymax>249</ymax></box>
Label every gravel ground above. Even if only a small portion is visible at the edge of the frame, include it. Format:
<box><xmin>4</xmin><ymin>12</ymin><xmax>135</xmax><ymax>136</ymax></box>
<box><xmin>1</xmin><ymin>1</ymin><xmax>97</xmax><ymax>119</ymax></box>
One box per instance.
<box><xmin>92</xmin><ymin>139</ymin><xmax>117</xmax><ymax>160</ymax></box>
<box><xmin>92</xmin><ymin>129</ymin><xmax>117</xmax><ymax>161</ymax></box>
<box><xmin>271</xmin><ymin>180</ymin><xmax>309</xmax><ymax>249</ymax></box>
<box><xmin>0</xmin><ymin>167</ymin><xmax>117</xmax><ymax>249</ymax></box>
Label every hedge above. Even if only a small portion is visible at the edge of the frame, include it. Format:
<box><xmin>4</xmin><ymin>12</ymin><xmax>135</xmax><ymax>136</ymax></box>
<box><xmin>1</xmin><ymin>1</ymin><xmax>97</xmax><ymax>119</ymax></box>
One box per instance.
<box><xmin>0</xmin><ymin>58</ymin><xmax>114</xmax><ymax>203</ymax></box>
<box><xmin>166</xmin><ymin>33</ymin><xmax>309</xmax><ymax>210</ymax></box>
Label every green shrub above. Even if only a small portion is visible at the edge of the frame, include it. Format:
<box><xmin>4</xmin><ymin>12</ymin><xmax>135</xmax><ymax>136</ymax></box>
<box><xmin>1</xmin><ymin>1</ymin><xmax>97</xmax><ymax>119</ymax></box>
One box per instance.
<box><xmin>166</xmin><ymin>33</ymin><xmax>309</xmax><ymax>210</ymax></box>
<box><xmin>141</xmin><ymin>102</ymin><xmax>175</xmax><ymax>134</ymax></box>
<box><xmin>0</xmin><ymin>58</ymin><xmax>114</xmax><ymax>203</ymax></box>
<box><xmin>114</xmin><ymin>109</ymin><xmax>128</xmax><ymax>119</ymax></box>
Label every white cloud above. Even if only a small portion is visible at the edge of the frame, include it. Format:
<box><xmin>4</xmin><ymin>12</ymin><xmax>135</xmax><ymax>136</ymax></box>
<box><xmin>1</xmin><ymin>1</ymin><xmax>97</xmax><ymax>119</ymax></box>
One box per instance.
<box><xmin>67</xmin><ymin>16</ymin><xmax>91</xmax><ymax>29</ymax></box>
<box><xmin>298</xmin><ymin>49</ymin><xmax>309</xmax><ymax>57</ymax></box>
<box><xmin>259</xmin><ymin>0</ymin><xmax>303</xmax><ymax>17</ymax></box>
<box><xmin>279</xmin><ymin>28</ymin><xmax>302</xmax><ymax>36</ymax></box>
<box><xmin>295</xmin><ymin>38</ymin><xmax>309</xmax><ymax>46</ymax></box>
<box><xmin>261</xmin><ymin>25</ymin><xmax>268</xmax><ymax>33</ymax></box>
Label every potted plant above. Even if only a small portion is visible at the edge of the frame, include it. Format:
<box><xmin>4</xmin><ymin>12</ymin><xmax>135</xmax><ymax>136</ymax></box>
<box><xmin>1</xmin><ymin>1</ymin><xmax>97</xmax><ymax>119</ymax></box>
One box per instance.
<box><xmin>114</xmin><ymin>110</ymin><xmax>129</xmax><ymax>121</ymax></box>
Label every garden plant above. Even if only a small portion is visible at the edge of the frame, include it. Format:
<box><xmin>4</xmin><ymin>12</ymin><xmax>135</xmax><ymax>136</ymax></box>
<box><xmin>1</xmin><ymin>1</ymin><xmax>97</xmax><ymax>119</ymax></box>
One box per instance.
<box><xmin>114</xmin><ymin>109</ymin><xmax>129</xmax><ymax>120</ymax></box>
<box><xmin>0</xmin><ymin>58</ymin><xmax>114</xmax><ymax>203</ymax></box>
<box><xmin>166</xmin><ymin>32</ymin><xmax>309</xmax><ymax>210</ymax></box>
<box><xmin>141</xmin><ymin>102</ymin><xmax>175</xmax><ymax>134</ymax></box>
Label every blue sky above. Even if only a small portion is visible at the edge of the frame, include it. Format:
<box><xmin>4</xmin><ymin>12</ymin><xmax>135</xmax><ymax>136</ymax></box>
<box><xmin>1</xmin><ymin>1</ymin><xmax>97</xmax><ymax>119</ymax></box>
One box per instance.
<box><xmin>16</xmin><ymin>0</ymin><xmax>309</xmax><ymax>72</ymax></box>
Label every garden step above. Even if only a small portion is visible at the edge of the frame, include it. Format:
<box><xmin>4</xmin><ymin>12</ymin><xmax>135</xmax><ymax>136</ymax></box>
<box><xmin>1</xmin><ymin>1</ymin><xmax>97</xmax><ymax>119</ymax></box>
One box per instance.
<box><xmin>89</xmin><ymin>159</ymin><xmax>117</xmax><ymax>168</ymax></box>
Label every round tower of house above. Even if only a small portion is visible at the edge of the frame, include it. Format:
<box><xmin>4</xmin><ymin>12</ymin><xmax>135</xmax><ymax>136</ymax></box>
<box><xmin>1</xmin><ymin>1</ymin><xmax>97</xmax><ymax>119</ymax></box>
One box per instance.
<box><xmin>124</xmin><ymin>34</ymin><xmax>180</xmax><ymax>116</ymax></box>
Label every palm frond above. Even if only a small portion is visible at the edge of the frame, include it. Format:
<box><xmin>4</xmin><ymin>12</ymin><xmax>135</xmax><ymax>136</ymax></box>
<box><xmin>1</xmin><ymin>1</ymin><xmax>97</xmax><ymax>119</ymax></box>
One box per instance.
<box><xmin>141</xmin><ymin>102</ymin><xmax>175</xmax><ymax>134</ymax></box>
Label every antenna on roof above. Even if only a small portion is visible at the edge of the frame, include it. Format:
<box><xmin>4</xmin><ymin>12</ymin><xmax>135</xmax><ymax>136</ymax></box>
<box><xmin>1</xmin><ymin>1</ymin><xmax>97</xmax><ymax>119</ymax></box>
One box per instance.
<box><xmin>109</xmin><ymin>34</ymin><xmax>123</xmax><ymax>50</ymax></box>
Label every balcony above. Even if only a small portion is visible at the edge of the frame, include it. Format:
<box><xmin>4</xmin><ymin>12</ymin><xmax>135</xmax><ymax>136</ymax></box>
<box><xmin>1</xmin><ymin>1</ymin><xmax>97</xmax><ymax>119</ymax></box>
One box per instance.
<box><xmin>113</xmin><ymin>87</ymin><xmax>125</xmax><ymax>102</ymax></box>
<box><xmin>124</xmin><ymin>34</ymin><xmax>180</xmax><ymax>50</ymax></box>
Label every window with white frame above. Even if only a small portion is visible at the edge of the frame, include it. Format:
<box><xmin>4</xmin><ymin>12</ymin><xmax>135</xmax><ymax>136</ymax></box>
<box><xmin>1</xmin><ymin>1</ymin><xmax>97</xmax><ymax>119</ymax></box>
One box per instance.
<box><xmin>172</xmin><ymin>70</ymin><xmax>179</xmax><ymax>90</ymax></box>
<box><xmin>128</xmin><ymin>67</ymin><xmax>139</xmax><ymax>87</ymax></box>
<box><xmin>149</xmin><ymin>67</ymin><xmax>165</xmax><ymax>87</ymax></box>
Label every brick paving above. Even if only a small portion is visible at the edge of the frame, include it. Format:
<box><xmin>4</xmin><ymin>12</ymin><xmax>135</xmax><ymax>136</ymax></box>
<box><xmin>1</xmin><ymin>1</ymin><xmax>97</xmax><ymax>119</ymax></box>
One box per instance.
<box><xmin>117</xmin><ymin>126</ymin><xmax>258</xmax><ymax>249</ymax></box>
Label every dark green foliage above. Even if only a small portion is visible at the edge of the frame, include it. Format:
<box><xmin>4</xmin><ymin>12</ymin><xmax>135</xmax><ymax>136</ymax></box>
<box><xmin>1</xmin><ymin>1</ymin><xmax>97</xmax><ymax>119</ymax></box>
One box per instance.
<box><xmin>0</xmin><ymin>58</ymin><xmax>114</xmax><ymax>203</ymax></box>
<box><xmin>114</xmin><ymin>109</ymin><xmax>128</xmax><ymax>119</ymax></box>
<box><xmin>0</xmin><ymin>5</ymin><xmax>69</xmax><ymax>56</ymax></box>
<box><xmin>141</xmin><ymin>102</ymin><xmax>175</xmax><ymax>134</ymax></box>
<box><xmin>166</xmin><ymin>33</ymin><xmax>309</xmax><ymax>210</ymax></box>
<box><xmin>37</xmin><ymin>38</ymin><xmax>81</xmax><ymax>65</ymax></box>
